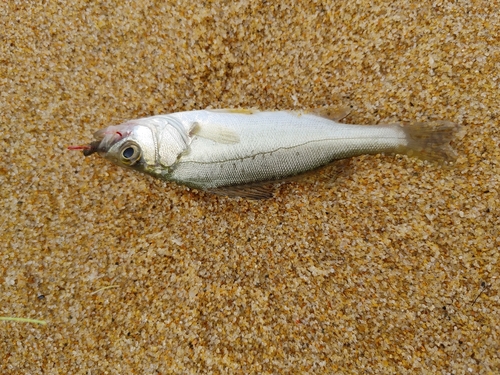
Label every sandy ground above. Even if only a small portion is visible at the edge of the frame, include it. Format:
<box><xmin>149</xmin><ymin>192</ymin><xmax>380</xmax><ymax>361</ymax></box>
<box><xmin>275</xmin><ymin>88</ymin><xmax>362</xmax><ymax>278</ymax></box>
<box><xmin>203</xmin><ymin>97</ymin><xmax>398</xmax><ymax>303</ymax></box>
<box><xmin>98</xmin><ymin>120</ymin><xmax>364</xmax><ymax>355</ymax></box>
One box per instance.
<box><xmin>1</xmin><ymin>1</ymin><xmax>499</xmax><ymax>374</ymax></box>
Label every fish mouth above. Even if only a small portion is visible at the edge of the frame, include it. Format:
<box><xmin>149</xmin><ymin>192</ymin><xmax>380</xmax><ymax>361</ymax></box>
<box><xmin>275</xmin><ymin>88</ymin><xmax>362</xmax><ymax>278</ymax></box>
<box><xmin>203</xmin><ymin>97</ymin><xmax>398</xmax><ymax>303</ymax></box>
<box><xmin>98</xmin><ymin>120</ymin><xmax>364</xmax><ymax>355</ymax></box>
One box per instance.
<box><xmin>67</xmin><ymin>140</ymin><xmax>102</xmax><ymax>155</ymax></box>
<box><xmin>80</xmin><ymin>128</ymin><xmax>123</xmax><ymax>156</ymax></box>
<box><xmin>80</xmin><ymin>130</ymin><xmax>107</xmax><ymax>157</ymax></box>
<box><xmin>69</xmin><ymin>123</ymin><xmax>136</xmax><ymax>157</ymax></box>
<box><xmin>82</xmin><ymin>140</ymin><xmax>102</xmax><ymax>156</ymax></box>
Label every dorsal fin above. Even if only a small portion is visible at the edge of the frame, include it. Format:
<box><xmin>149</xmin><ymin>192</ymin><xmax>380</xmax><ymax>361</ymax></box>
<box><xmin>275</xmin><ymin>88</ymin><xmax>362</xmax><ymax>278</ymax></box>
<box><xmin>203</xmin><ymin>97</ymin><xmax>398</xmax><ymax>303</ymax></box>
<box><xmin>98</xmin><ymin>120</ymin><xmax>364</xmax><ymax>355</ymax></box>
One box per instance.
<box><xmin>307</xmin><ymin>106</ymin><xmax>352</xmax><ymax>121</ymax></box>
<box><xmin>206</xmin><ymin>108</ymin><xmax>259</xmax><ymax>115</ymax></box>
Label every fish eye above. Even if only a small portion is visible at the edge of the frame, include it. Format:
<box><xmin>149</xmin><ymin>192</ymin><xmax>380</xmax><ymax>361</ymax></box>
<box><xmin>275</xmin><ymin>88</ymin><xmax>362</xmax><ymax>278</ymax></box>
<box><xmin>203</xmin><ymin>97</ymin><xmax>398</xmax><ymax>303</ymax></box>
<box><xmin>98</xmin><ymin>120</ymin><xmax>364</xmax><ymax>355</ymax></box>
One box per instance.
<box><xmin>123</xmin><ymin>147</ymin><xmax>135</xmax><ymax>158</ymax></box>
<box><xmin>120</xmin><ymin>143</ymin><xmax>141</xmax><ymax>165</ymax></box>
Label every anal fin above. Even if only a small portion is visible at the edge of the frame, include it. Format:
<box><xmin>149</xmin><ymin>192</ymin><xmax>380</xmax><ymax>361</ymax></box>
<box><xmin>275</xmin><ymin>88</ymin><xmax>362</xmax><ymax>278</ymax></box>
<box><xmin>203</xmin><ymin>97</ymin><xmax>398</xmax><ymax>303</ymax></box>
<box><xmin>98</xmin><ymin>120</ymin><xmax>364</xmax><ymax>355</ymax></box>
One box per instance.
<box><xmin>208</xmin><ymin>182</ymin><xmax>276</xmax><ymax>199</ymax></box>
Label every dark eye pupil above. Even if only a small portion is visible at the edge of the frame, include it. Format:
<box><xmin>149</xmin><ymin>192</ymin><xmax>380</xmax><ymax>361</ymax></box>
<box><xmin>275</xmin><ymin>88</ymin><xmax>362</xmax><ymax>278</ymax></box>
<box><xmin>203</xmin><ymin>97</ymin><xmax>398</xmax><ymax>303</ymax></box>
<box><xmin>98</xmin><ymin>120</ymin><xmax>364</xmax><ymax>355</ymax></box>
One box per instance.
<box><xmin>122</xmin><ymin>147</ymin><xmax>135</xmax><ymax>159</ymax></box>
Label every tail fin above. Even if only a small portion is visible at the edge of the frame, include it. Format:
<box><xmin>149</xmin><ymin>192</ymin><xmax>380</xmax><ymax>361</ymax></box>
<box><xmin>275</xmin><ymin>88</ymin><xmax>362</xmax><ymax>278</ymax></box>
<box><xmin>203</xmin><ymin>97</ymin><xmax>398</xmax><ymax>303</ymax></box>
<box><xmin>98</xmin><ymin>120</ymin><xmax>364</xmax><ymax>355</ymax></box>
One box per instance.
<box><xmin>397</xmin><ymin>120</ymin><xmax>465</xmax><ymax>163</ymax></box>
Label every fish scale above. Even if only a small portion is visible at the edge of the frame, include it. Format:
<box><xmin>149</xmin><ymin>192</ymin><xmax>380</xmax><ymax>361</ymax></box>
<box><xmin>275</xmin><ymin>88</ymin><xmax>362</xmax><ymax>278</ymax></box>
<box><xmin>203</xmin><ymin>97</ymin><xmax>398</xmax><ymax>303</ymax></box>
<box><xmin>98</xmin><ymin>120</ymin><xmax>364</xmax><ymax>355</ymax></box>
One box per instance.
<box><xmin>167</xmin><ymin>110</ymin><xmax>407</xmax><ymax>189</ymax></box>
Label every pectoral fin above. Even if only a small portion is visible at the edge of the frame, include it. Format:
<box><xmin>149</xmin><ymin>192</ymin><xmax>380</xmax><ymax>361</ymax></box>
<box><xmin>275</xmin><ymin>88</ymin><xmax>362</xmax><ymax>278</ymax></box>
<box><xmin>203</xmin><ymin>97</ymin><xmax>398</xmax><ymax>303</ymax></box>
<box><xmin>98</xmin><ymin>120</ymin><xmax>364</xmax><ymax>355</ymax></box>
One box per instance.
<box><xmin>190</xmin><ymin>122</ymin><xmax>240</xmax><ymax>144</ymax></box>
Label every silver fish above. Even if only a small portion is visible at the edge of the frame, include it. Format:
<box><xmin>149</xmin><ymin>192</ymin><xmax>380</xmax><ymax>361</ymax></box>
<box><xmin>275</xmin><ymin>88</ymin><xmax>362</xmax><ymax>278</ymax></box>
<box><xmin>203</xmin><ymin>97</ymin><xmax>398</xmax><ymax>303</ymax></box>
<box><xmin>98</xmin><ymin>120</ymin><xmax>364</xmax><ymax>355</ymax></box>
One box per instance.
<box><xmin>72</xmin><ymin>108</ymin><xmax>462</xmax><ymax>199</ymax></box>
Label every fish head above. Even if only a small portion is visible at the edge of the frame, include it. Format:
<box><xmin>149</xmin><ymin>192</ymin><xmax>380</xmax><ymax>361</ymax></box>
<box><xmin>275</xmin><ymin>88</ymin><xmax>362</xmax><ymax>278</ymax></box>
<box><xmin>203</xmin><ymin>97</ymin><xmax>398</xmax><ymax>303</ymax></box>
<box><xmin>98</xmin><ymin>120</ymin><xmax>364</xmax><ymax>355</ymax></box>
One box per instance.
<box><xmin>81</xmin><ymin>121</ymin><xmax>158</xmax><ymax>173</ymax></box>
<box><xmin>71</xmin><ymin>115</ymin><xmax>193</xmax><ymax>178</ymax></box>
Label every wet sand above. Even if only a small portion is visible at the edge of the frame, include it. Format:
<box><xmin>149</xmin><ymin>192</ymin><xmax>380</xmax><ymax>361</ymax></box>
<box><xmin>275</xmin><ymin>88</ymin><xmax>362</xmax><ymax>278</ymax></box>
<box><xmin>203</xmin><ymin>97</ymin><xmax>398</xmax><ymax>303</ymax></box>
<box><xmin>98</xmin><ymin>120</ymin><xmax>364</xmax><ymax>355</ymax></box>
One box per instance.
<box><xmin>1</xmin><ymin>1</ymin><xmax>499</xmax><ymax>373</ymax></box>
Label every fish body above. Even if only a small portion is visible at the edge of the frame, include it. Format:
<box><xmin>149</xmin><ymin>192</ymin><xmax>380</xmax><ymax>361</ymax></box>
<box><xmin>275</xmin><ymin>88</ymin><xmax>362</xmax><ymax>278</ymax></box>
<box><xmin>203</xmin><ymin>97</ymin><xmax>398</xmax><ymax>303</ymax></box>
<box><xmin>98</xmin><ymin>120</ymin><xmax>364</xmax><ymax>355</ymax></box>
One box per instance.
<box><xmin>77</xmin><ymin>109</ymin><xmax>460</xmax><ymax>198</ymax></box>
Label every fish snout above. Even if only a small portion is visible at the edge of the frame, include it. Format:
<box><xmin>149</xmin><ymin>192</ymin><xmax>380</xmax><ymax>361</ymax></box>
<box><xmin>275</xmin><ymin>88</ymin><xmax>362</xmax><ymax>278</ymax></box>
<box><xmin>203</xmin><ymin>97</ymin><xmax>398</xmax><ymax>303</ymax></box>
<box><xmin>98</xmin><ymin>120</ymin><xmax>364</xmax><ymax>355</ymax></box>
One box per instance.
<box><xmin>82</xmin><ymin>140</ymin><xmax>102</xmax><ymax>156</ymax></box>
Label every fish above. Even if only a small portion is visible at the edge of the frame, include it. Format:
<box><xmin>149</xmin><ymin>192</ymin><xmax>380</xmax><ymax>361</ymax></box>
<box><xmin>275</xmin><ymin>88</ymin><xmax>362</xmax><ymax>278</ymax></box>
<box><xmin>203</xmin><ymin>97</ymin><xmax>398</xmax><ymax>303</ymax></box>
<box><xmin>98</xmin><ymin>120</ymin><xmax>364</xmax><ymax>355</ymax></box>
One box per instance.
<box><xmin>70</xmin><ymin>108</ymin><xmax>462</xmax><ymax>199</ymax></box>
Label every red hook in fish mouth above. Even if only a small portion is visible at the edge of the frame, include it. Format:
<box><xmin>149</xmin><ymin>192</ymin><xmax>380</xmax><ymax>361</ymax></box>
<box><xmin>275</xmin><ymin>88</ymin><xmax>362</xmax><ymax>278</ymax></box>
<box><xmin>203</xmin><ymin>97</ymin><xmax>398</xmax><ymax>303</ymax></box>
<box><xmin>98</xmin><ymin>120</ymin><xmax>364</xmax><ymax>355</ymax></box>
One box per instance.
<box><xmin>67</xmin><ymin>145</ymin><xmax>91</xmax><ymax>151</ymax></box>
<box><xmin>68</xmin><ymin>128</ymin><xmax>113</xmax><ymax>156</ymax></box>
<box><xmin>68</xmin><ymin>124</ymin><xmax>136</xmax><ymax>156</ymax></box>
<box><xmin>67</xmin><ymin>141</ymin><xmax>100</xmax><ymax>156</ymax></box>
